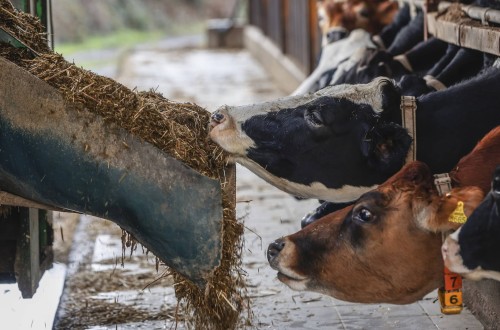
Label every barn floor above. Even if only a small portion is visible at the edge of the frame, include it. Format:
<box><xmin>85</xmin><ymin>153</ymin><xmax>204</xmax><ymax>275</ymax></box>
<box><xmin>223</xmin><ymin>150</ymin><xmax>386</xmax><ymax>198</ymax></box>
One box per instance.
<box><xmin>46</xmin><ymin>35</ymin><xmax>486</xmax><ymax>329</ymax></box>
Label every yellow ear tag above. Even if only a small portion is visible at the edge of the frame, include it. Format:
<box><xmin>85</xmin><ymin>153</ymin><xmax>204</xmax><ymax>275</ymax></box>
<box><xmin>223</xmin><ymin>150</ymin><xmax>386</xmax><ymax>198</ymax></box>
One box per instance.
<box><xmin>449</xmin><ymin>201</ymin><xmax>467</xmax><ymax>224</ymax></box>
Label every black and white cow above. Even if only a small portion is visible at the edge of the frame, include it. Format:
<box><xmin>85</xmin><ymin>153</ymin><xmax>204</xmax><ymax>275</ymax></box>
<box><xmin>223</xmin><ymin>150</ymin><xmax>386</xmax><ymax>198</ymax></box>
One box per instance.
<box><xmin>209</xmin><ymin>68</ymin><xmax>500</xmax><ymax>204</ymax></box>
<box><xmin>332</xmin><ymin>37</ymin><xmax>448</xmax><ymax>86</ymax></box>
<box><xmin>293</xmin><ymin>29</ymin><xmax>376</xmax><ymax>95</ymax></box>
<box><xmin>442</xmin><ymin>166</ymin><xmax>500</xmax><ymax>282</ymax></box>
<box><xmin>294</xmin><ymin>0</ymin><xmax>402</xmax><ymax>95</ymax></box>
<box><xmin>320</xmin><ymin>7</ymin><xmax>423</xmax><ymax>90</ymax></box>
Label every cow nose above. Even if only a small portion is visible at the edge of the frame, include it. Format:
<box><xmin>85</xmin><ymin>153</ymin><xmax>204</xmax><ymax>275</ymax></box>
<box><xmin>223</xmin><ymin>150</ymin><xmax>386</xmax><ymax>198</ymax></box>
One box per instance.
<box><xmin>267</xmin><ymin>238</ymin><xmax>286</xmax><ymax>263</ymax></box>
<box><xmin>211</xmin><ymin>110</ymin><xmax>226</xmax><ymax>124</ymax></box>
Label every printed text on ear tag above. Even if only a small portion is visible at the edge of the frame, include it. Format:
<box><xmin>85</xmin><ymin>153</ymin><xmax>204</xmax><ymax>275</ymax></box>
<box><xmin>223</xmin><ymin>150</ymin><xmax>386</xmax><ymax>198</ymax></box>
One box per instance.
<box><xmin>449</xmin><ymin>201</ymin><xmax>467</xmax><ymax>224</ymax></box>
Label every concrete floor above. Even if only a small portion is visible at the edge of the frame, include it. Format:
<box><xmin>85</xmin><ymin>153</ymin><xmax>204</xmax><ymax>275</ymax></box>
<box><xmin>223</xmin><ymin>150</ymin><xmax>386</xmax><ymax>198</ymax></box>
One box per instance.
<box><xmin>51</xmin><ymin>36</ymin><xmax>486</xmax><ymax>329</ymax></box>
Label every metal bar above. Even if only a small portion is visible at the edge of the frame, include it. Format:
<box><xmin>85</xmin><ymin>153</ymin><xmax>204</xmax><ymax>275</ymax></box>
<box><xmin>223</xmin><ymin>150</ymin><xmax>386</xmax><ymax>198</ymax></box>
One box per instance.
<box><xmin>29</xmin><ymin>0</ymin><xmax>35</xmax><ymax>15</ymax></box>
<box><xmin>439</xmin><ymin>1</ymin><xmax>500</xmax><ymax>26</ymax></box>
<box><xmin>47</xmin><ymin>0</ymin><xmax>53</xmax><ymax>49</ymax></box>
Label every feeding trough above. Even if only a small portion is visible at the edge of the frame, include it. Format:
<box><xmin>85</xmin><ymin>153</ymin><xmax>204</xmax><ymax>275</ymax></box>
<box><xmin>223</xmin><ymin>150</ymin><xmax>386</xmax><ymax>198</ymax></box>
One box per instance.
<box><xmin>0</xmin><ymin>2</ymin><xmax>245</xmax><ymax>327</ymax></box>
<box><xmin>0</xmin><ymin>55</ymin><xmax>234</xmax><ymax>285</ymax></box>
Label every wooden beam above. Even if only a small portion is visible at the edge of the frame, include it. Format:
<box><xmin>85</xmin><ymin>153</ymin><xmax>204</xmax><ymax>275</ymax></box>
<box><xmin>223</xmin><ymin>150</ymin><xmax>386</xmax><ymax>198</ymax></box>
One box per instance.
<box><xmin>0</xmin><ymin>191</ymin><xmax>72</xmax><ymax>212</ymax></box>
<box><xmin>427</xmin><ymin>12</ymin><xmax>500</xmax><ymax>56</ymax></box>
<box><xmin>15</xmin><ymin>208</ymin><xmax>40</xmax><ymax>298</ymax></box>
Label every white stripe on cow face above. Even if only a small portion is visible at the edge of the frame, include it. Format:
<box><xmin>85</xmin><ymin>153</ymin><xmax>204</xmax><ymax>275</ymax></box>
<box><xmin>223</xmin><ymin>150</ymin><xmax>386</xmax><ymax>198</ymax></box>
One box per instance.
<box><xmin>229</xmin><ymin>76</ymin><xmax>390</xmax><ymax>121</ymax></box>
<box><xmin>316</xmin><ymin>77</ymin><xmax>390</xmax><ymax>114</ymax></box>
<box><xmin>235</xmin><ymin>156</ymin><xmax>378</xmax><ymax>203</ymax></box>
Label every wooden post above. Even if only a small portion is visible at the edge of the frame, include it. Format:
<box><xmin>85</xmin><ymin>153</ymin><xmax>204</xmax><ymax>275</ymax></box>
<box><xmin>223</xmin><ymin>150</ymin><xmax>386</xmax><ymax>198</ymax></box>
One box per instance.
<box><xmin>15</xmin><ymin>208</ymin><xmax>41</xmax><ymax>298</ymax></box>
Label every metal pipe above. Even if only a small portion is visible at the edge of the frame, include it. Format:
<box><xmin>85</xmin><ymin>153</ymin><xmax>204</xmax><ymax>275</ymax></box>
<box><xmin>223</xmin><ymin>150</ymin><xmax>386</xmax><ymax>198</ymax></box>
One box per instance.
<box><xmin>29</xmin><ymin>0</ymin><xmax>35</xmax><ymax>16</ymax></box>
<box><xmin>439</xmin><ymin>1</ymin><xmax>500</xmax><ymax>26</ymax></box>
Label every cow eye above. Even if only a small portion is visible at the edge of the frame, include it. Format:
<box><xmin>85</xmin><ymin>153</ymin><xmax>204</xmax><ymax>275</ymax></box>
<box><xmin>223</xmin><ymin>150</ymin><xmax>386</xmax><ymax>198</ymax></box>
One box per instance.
<box><xmin>305</xmin><ymin>109</ymin><xmax>324</xmax><ymax>128</ymax></box>
<box><xmin>355</xmin><ymin>207</ymin><xmax>374</xmax><ymax>222</ymax></box>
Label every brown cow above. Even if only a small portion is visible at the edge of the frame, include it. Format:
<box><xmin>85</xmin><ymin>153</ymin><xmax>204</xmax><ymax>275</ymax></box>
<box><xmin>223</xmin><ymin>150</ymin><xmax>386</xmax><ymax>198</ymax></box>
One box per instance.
<box><xmin>267</xmin><ymin>126</ymin><xmax>500</xmax><ymax>304</ymax></box>
<box><xmin>318</xmin><ymin>0</ymin><xmax>399</xmax><ymax>44</ymax></box>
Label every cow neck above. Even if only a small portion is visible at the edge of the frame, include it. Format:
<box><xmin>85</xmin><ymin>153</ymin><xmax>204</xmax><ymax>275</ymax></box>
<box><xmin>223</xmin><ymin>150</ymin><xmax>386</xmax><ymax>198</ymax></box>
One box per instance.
<box><xmin>433</xmin><ymin>175</ymin><xmax>465</xmax><ymax>315</ymax></box>
<box><xmin>400</xmin><ymin>96</ymin><xmax>417</xmax><ymax>164</ymax></box>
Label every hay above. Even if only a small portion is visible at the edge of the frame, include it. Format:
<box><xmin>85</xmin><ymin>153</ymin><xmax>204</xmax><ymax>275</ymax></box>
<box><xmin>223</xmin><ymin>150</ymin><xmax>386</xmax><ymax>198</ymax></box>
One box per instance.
<box><xmin>54</xmin><ymin>268</ymin><xmax>180</xmax><ymax>329</ymax></box>
<box><xmin>0</xmin><ymin>1</ymin><xmax>248</xmax><ymax>329</ymax></box>
<box><xmin>437</xmin><ymin>3</ymin><xmax>467</xmax><ymax>22</ymax></box>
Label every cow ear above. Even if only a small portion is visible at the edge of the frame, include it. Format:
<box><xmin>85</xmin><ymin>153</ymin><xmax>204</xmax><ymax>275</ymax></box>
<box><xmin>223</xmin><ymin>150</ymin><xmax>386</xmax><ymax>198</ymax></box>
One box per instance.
<box><xmin>361</xmin><ymin>122</ymin><xmax>412</xmax><ymax>175</ymax></box>
<box><xmin>422</xmin><ymin>187</ymin><xmax>484</xmax><ymax>233</ymax></box>
<box><xmin>377</xmin><ymin>78</ymin><xmax>401</xmax><ymax>116</ymax></box>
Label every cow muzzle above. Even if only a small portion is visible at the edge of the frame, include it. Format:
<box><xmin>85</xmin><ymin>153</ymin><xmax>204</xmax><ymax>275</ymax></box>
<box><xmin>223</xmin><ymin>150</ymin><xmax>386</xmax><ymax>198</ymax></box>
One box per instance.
<box><xmin>267</xmin><ymin>237</ymin><xmax>309</xmax><ymax>290</ymax></box>
<box><xmin>267</xmin><ymin>238</ymin><xmax>286</xmax><ymax>268</ymax></box>
<box><xmin>210</xmin><ymin>108</ymin><xmax>227</xmax><ymax>128</ymax></box>
<box><xmin>208</xmin><ymin>106</ymin><xmax>256</xmax><ymax>156</ymax></box>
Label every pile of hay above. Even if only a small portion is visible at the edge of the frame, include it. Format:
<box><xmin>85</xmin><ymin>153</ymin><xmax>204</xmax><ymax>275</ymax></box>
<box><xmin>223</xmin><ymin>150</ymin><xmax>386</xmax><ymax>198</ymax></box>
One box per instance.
<box><xmin>0</xmin><ymin>1</ymin><xmax>248</xmax><ymax>329</ymax></box>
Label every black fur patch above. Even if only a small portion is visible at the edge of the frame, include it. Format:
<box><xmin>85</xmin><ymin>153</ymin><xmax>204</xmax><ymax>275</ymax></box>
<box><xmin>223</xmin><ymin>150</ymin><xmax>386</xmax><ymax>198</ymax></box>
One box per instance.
<box><xmin>458</xmin><ymin>168</ymin><xmax>500</xmax><ymax>273</ymax></box>
<box><xmin>242</xmin><ymin>96</ymin><xmax>401</xmax><ymax>190</ymax></box>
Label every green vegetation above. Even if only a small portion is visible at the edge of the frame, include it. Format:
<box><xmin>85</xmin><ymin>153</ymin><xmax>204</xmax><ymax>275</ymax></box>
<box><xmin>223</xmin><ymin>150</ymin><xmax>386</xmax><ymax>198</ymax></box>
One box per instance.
<box><xmin>53</xmin><ymin>21</ymin><xmax>205</xmax><ymax>71</ymax></box>
<box><xmin>55</xmin><ymin>22</ymin><xmax>205</xmax><ymax>56</ymax></box>
<box><xmin>54</xmin><ymin>29</ymin><xmax>164</xmax><ymax>55</ymax></box>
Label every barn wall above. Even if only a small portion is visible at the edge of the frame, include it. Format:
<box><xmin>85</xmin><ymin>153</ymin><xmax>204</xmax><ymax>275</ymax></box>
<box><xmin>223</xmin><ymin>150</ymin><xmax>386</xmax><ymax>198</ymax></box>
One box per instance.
<box><xmin>246</xmin><ymin>0</ymin><xmax>320</xmax><ymax>93</ymax></box>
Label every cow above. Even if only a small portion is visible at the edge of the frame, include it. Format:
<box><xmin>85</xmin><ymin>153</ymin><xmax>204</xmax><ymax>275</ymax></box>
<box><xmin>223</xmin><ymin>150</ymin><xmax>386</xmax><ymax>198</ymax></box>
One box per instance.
<box><xmin>209</xmin><ymin>68</ymin><xmax>500</xmax><ymax>205</ymax></box>
<box><xmin>332</xmin><ymin>37</ymin><xmax>448</xmax><ymax>86</ymax></box>
<box><xmin>294</xmin><ymin>0</ymin><xmax>400</xmax><ymax>95</ymax></box>
<box><xmin>317</xmin><ymin>0</ymin><xmax>400</xmax><ymax>46</ymax></box>
<box><xmin>266</xmin><ymin>161</ymin><xmax>484</xmax><ymax>304</ymax></box>
<box><xmin>266</xmin><ymin>126</ymin><xmax>500</xmax><ymax>303</ymax></box>
<box><xmin>293</xmin><ymin>29</ymin><xmax>376</xmax><ymax>95</ymax></box>
<box><xmin>329</xmin><ymin>8</ymin><xmax>425</xmax><ymax>88</ymax></box>
<box><xmin>306</xmin><ymin>3</ymin><xmax>414</xmax><ymax>94</ymax></box>
<box><xmin>371</xmin><ymin>2</ymin><xmax>412</xmax><ymax>50</ymax></box>
<box><xmin>442</xmin><ymin>167</ymin><xmax>500</xmax><ymax>282</ymax></box>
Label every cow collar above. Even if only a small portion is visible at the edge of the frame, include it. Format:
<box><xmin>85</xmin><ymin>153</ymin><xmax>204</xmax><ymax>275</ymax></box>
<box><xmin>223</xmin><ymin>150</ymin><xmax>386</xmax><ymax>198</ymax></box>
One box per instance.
<box><xmin>400</xmin><ymin>96</ymin><xmax>417</xmax><ymax>163</ymax></box>
<box><xmin>433</xmin><ymin>173</ymin><xmax>465</xmax><ymax>315</ymax></box>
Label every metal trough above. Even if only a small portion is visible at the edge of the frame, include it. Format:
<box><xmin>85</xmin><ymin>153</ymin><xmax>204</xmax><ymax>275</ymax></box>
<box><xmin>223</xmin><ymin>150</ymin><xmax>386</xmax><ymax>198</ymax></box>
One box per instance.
<box><xmin>0</xmin><ymin>56</ymin><xmax>231</xmax><ymax>285</ymax></box>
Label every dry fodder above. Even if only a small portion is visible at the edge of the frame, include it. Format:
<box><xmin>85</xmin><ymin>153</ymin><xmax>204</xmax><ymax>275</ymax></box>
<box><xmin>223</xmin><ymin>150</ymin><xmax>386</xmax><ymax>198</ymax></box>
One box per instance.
<box><xmin>54</xmin><ymin>269</ymin><xmax>179</xmax><ymax>330</ymax></box>
<box><xmin>0</xmin><ymin>1</ymin><xmax>248</xmax><ymax>328</ymax></box>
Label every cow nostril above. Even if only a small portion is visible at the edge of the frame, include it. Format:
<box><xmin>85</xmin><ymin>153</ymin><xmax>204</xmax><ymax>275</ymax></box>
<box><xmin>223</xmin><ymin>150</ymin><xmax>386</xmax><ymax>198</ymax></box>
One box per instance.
<box><xmin>267</xmin><ymin>238</ymin><xmax>286</xmax><ymax>262</ymax></box>
<box><xmin>211</xmin><ymin>111</ymin><xmax>225</xmax><ymax>124</ymax></box>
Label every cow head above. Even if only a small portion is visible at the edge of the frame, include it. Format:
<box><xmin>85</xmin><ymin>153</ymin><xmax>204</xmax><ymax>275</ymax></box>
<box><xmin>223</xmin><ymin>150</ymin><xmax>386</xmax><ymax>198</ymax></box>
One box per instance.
<box><xmin>209</xmin><ymin>77</ymin><xmax>411</xmax><ymax>202</ymax></box>
<box><xmin>443</xmin><ymin>166</ymin><xmax>500</xmax><ymax>282</ymax></box>
<box><xmin>267</xmin><ymin>162</ymin><xmax>484</xmax><ymax>304</ymax></box>
<box><xmin>317</xmin><ymin>0</ymin><xmax>399</xmax><ymax>45</ymax></box>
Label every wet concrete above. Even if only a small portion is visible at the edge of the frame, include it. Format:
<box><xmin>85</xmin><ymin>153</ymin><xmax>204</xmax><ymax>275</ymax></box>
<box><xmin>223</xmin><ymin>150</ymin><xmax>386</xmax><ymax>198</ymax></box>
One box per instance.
<box><xmin>54</xmin><ymin>35</ymin><xmax>485</xmax><ymax>329</ymax></box>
